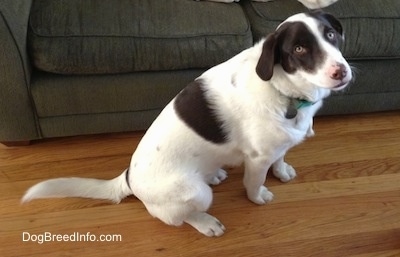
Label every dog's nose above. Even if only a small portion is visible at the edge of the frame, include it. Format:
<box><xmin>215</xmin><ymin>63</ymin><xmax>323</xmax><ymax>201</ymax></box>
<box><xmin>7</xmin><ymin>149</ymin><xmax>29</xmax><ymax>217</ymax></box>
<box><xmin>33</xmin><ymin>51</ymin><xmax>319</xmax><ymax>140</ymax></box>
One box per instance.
<box><xmin>329</xmin><ymin>63</ymin><xmax>347</xmax><ymax>80</ymax></box>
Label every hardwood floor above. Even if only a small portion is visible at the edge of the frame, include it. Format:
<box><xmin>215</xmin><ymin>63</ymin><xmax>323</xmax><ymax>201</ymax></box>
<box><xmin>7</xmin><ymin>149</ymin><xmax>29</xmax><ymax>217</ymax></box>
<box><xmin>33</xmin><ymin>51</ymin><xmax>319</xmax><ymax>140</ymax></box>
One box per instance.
<box><xmin>1</xmin><ymin>111</ymin><xmax>399</xmax><ymax>257</ymax></box>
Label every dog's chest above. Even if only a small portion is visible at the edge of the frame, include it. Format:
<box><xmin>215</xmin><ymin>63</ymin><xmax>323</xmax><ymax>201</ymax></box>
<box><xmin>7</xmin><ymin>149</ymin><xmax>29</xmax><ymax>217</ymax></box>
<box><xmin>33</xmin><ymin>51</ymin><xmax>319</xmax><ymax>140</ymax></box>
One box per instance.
<box><xmin>285</xmin><ymin>101</ymin><xmax>321</xmax><ymax>141</ymax></box>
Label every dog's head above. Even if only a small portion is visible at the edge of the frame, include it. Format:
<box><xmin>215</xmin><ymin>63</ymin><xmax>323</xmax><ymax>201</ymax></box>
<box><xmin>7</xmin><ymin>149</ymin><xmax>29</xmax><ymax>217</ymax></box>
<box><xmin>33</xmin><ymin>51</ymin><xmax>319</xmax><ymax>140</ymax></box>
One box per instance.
<box><xmin>256</xmin><ymin>12</ymin><xmax>352</xmax><ymax>91</ymax></box>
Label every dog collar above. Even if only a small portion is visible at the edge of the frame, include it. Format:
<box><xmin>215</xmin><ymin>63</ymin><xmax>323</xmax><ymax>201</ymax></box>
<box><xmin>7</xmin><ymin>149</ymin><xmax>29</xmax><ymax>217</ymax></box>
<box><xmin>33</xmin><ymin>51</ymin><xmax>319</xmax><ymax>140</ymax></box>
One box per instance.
<box><xmin>285</xmin><ymin>98</ymin><xmax>315</xmax><ymax>119</ymax></box>
<box><xmin>294</xmin><ymin>99</ymin><xmax>315</xmax><ymax>109</ymax></box>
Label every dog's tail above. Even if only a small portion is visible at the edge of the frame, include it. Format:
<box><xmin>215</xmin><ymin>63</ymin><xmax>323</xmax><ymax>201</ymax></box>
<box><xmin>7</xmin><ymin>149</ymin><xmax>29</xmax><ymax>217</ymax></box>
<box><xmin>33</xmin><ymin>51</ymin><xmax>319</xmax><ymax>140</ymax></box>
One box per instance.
<box><xmin>21</xmin><ymin>169</ymin><xmax>132</xmax><ymax>204</ymax></box>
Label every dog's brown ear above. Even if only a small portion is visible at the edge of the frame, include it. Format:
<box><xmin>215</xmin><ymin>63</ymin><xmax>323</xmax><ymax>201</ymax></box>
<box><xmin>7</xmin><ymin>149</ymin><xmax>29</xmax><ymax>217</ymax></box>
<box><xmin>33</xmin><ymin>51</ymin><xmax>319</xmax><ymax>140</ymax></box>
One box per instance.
<box><xmin>256</xmin><ymin>33</ymin><xmax>278</xmax><ymax>81</ymax></box>
<box><xmin>311</xmin><ymin>11</ymin><xmax>343</xmax><ymax>37</ymax></box>
<box><xmin>321</xmin><ymin>12</ymin><xmax>343</xmax><ymax>37</ymax></box>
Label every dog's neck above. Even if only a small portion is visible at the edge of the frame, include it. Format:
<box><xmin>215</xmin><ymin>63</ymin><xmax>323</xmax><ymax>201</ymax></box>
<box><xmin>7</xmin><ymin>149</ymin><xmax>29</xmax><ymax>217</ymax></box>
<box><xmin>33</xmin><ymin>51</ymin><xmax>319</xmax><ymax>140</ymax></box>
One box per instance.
<box><xmin>268</xmin><ymin>67</ymin><xmax>330</xmax><ymax>119</ymax></box>
<box><xmin>270</xmin><ymin>67</ymin><xmax>330</xmax><ymax>101</ymax></box>
<box><xmin>284</xmin><ymin>98</ymin><xmax>316</xmax><ymax>119</ymax></box>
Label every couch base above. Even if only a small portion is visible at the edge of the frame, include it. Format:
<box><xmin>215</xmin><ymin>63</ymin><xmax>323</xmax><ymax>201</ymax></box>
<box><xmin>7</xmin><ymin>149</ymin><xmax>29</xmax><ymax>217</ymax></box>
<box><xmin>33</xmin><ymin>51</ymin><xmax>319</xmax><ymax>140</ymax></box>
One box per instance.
<box><xmin>1</xmin><ymin>141</ymin><xmax>31</xmax><ymax>147</ymax></box>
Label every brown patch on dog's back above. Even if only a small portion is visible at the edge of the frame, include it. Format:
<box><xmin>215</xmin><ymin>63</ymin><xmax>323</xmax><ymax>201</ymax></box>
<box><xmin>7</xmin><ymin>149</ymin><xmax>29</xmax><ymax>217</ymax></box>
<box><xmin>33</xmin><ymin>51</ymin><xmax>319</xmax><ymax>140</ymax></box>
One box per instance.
<box><xmin>174</xmin><ymin>80</ymin><xmax>228</xmax><ymax>144</ymax></box>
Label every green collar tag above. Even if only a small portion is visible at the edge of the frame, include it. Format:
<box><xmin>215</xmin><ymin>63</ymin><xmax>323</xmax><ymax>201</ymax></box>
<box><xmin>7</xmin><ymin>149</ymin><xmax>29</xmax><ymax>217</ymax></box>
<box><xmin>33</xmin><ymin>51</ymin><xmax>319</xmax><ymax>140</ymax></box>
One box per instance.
<box><xmin>295</xmin><ymin>99</ymin><xmax>315</xmax><ymax>109</ymax></box>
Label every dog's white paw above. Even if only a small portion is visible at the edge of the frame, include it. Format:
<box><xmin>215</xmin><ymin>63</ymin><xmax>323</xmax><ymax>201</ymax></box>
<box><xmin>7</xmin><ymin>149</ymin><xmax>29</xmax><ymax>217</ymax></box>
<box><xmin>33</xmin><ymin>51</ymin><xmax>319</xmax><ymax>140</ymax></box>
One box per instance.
<box><xmin>306</xmin><ymin>125</ymin><xmax>315</xmax><ymax>137</ymax></box>
<box><xmin>207</xmin><ymin>169</ymin><xmax>228</xmax><ymax>185</ymax></box>
<box><xmin>273</xmin><ymin>162</ymin><xmax>297</xmax><ymax>183</ymax></box>
<box><xmin>185</xmin><ymin>212</ymin><xmax>226</xmax><ymax>237</ymax></box>
<box><xmin>248</xmin><ymin>186</ymin><xmax>274</xmax><ymax>205</ymax></box>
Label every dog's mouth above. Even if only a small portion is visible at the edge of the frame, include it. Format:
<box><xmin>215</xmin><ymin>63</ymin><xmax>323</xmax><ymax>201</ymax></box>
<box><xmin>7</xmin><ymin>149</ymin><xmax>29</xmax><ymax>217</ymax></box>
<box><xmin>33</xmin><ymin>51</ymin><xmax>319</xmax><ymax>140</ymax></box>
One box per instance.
<box><xmin>332</xmin><ymin>81</ymin><xmax>348</xmax><ymax>91</ymax></box>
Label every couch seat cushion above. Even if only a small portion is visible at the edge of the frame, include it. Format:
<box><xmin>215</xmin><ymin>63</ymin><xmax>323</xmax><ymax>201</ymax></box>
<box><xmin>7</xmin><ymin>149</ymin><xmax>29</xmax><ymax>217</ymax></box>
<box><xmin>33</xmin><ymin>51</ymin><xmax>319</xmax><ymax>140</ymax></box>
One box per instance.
<box><xmin>242</xmin><ymin>0</ymin><xmax>400</xmax><ymax>60</ymax></box>
<box><xmin>29</xmin><ymin>0</ymin><xmax>252</xmax><ymax>75</ymax></box>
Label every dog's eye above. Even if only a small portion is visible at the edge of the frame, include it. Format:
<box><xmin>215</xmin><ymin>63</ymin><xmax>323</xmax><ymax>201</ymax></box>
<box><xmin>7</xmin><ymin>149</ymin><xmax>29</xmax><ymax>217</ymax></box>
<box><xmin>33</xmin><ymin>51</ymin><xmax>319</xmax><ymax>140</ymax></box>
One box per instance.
<box><xmin>326</xmin><ymin>30</ymin><xmax>336</xmax><ymax>40</ymax></box>
<box><xmin>294</xmin><ymin>45</ymin><xmax>305</xmax><ymax>54</ymax></box>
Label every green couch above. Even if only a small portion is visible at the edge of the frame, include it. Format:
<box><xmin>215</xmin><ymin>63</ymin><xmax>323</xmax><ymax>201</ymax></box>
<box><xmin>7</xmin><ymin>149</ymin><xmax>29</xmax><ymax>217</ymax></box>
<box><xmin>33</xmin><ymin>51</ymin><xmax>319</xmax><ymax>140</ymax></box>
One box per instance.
<box><xmin>1</xmin><ymin>0</ymin><xmax>399</xmax><ymax>145</ymax></box>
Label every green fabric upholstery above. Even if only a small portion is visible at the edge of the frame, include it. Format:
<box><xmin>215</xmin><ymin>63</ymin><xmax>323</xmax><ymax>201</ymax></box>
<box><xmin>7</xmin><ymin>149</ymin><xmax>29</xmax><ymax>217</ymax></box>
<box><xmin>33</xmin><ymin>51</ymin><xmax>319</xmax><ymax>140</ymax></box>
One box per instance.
<box><xmin>242</xmin><ymin>0</ymin><xmax>400</xmax><ymax>59</ymax></box>
<box><xmin>0</xmin><ymin>0</ymin><xmax>399</xmax><ymax>143</ymax></box>
<box><xmin>29</xmin><ymin>0</ymin><xmax>252</xmax><ymax>74</ymax></box>
<box><xmin>31</xmin><ymin>70</ymin><xmax>203</xmax><ymax>118</ymax></box>
<box><xmin>323</xmin><ymin>59</ymin><xmax>400</xmax><ymax>114</ymax></box>
<box><xmin>39</xmin><ymin>109</ymin><xmax>163</xmax><ymax>138</ymax></box>
<box><xmin>0</xmin><ymin>0</ymin><xmax>39</xmax><ymax>141</ymax></box>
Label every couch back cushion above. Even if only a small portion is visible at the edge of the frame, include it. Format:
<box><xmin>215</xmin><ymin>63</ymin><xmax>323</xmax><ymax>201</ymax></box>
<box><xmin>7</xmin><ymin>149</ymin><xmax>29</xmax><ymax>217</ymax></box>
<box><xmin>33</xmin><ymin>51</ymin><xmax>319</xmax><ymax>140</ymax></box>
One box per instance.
<box><xmin>242</xmin><ymin>0</ymin><xmax>400</xmax><ymax>60</ymax></box>
<box><xmin>29</xmin><ymin>0</ymin><xmax>252</xmax><ymax>75</ymax></box>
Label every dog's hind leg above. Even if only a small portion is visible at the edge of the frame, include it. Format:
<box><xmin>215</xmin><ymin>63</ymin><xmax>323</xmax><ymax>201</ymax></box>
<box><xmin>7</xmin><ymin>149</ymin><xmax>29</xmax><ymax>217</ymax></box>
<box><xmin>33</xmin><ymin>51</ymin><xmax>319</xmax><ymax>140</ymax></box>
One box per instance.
<box><xmin>143</xmin><ymin>181</ymin><xmax>225</xmax><ymax>236</ymax></box>
<box><xmin>272</xmin><ymin>156</ymin><xmax>297</xmax><ymax>183</ymax></box>
<box><xmin>205</xmin><ymin>168</ymin><xmax>228</xmax><ymax>186</ymax></box>
<box><xmin>184</xmin><ymin>212</ymin><xmax>225</xmax><ymax>237</ymax></box>
<box><xmin>183</xmin><ymin>182</ymin><xmax>225</xmax><ymax>236</ymax></box>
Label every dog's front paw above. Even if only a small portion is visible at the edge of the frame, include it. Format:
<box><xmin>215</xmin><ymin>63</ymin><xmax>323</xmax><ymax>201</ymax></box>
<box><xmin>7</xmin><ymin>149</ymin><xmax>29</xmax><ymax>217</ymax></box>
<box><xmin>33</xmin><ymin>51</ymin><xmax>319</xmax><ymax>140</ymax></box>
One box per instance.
<box><xmin>273</xmin><ymin>162</ymin><xmax>297</xmax><ymax>183</ymax></box>
<box><xmin>306</xmin><ymin>126</ymin><xmax>315</xmax><ymax>137</ymax></box>
<box><xmin>207</xmin><ymin>169</ymin><xmax>228</xmax><ymax>185</ymax></box>
<box><xmin>248</xmin><ymin>186</ymin><xmax>274</xmax><ymax>205</ymax></box>
<box><xmin>185</xmin><ymin>212</ymin><xmax>226</xmax><ymax>237</ymax></box>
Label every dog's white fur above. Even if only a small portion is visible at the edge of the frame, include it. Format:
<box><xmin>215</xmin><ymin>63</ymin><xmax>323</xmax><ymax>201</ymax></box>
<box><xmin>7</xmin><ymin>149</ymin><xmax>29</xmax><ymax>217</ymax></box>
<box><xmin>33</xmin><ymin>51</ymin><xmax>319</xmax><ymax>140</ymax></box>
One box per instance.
<box><xmin>205</xmin><ymin>0</ymin><xmax>339</xmax><ymax>9</ymax></box>
<box><xmin>22</xmin><ymin>13</ymin><xmax>352</xmax><ymax>237</ymax></box>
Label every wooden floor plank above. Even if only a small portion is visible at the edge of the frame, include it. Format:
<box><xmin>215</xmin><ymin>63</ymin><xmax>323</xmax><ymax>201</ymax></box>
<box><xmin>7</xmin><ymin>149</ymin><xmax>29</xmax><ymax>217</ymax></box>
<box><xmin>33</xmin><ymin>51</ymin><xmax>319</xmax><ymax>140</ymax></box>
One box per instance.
<box><xmin>1</xmin><ymin>111</ymin><xmax>400</xmax><ymax>257</ymax></box>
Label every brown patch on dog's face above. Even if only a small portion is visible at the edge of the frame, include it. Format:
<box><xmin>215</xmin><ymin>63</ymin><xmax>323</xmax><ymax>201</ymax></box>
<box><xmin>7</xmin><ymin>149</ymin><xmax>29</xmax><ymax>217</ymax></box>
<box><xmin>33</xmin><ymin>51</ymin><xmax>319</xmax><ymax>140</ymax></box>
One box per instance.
<box><xmin>256</xmin><ymin>12</ymin><xmax>345</xmax><ymax>82</ymax></box>
<box><xmin>256</xmin><ymin>22</ymin><xmax>326</xmax><ymax>81</ymax></box>
<box><xmin>307</xmin><ymin>11</ymin><xmax>344</xmax><ymax>49</ymax></box>
<box><xmin>277</xmin><ymin>22</ymin><xmax>326</xmax><ymax>74</ymax></box>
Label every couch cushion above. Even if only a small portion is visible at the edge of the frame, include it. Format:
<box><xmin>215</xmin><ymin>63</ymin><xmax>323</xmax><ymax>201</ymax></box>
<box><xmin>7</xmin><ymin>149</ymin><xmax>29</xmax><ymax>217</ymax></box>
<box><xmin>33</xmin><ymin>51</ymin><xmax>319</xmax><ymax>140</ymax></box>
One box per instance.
<box><xmin>31</xmin><ymin>70</ymin><xmax>204</xmax><ymax>118</ymax></box>
<box><xmin>242</xmin><ymin>0</ymin><xmax>400</xmax><ymax>60</ymax></box>
<box><xmin>29</xmin><ymin>0</ymin><xmax>252</xmax><ymax>75</ymax></box>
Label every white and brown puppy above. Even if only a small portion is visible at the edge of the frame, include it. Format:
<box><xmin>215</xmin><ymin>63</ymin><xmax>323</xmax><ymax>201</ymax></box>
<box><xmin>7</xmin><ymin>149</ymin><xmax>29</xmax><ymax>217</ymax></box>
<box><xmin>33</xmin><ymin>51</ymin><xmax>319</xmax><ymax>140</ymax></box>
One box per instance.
<box><xmin>22</xmin><ymin>12</ymin><xmax>352</xmax><ymax>237</ymax></box>
<box><xmin>203</xmin><ymin>0</ymin><xmax>339</xmax><ymax>9</ymax></box>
